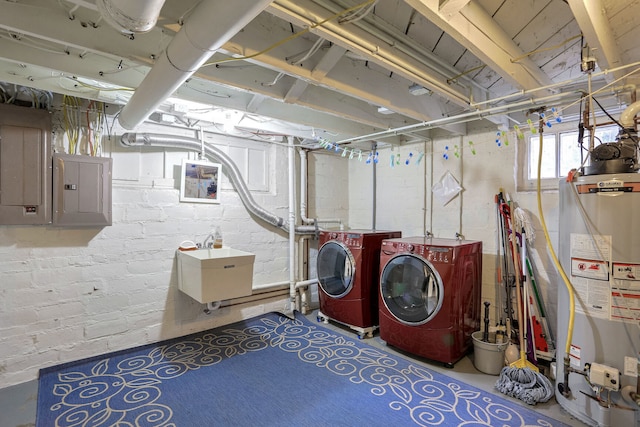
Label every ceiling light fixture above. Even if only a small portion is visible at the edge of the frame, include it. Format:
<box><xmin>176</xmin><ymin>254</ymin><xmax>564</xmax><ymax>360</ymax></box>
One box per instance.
<box><xmin>377</xmin><ymin>106</ymin><xmax>395</xmax><ymax>115</ymax></box>
<box><xmin>409</xmin><ymin>84</ymin><xmax>432</xmax><ymax>96</ymax></box>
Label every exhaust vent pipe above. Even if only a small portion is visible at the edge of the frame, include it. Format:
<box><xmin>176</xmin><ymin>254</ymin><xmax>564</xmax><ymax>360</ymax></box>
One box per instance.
<box><xmin>96</xmin><ymin>0</ymin><xmax>167</xmax><ymax>34</ymax></box>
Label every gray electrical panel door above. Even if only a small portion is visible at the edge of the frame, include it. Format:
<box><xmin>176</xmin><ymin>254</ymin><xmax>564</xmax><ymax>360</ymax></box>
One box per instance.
<box><xmin>53</xmin><ymin>154</ymin><xmax>112</xmax><ymax>226</ymax></box>
<box><xmin>0</xmin><ymin>104</ymin><xmax>52</xmax><ymax>225</ymax></box>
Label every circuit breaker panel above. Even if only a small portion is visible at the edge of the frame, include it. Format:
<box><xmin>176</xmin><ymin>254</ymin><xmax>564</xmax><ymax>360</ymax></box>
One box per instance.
<box><xmin>53</xmin><ymin>154</ymin><xmax>112</xmax><ymax>226</ymax></box>
<box><xmin>0</xmin><ymin>104</ymin><xmax>52</xmax><ymax>225</ymax></box>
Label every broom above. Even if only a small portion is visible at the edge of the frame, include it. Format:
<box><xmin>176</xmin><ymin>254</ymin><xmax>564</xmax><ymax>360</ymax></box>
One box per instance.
<box><xmin>509</xmin><ymin>232</ymin><xmax>537</xmax><ymax>371</ymax></box>
<box><xmin>495</xmin><ymin>230</ymin><xmax>553</xmax><ymax>405</ymax></box>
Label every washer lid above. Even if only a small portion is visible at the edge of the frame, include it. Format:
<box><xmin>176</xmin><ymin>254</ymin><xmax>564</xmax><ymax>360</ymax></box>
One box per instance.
<box><xmin>317</xmin><ymin>241</ymin><xmax>355</xmax><ymax>298</ymax></box>
<box><xmin>380</xmin><ymin>254</ymin><xmax>443</xmax><ymax>325</ymax></box>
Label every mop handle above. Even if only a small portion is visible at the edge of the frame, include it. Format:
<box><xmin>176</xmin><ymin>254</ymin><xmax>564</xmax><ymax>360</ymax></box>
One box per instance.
<box><xmin>509</xmin><ymin>233</ymin><xmax>526</xmax><ymax>360</ymax></box>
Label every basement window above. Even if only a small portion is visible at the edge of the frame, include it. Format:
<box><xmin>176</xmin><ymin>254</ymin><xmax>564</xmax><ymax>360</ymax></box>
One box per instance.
<box><xmin>517</xmin><ymin>124</ymin><xmax>618</xmax><ymax>191</ymax></box>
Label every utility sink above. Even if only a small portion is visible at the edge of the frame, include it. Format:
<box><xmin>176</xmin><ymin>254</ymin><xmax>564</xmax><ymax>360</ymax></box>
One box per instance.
<box><xmin>176</xmin><ymin>248</ymin><xmax>255</xmax><ymax>303</ymax></box>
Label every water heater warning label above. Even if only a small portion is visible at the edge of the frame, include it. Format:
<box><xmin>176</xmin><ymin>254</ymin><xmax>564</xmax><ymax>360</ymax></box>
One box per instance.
<box><xmin>611</xmin><ymin>263</ymin><xmax>640</xmax><ymax>323</ymax></box>
<box><xmin>571</xmin><ymin>257</ymin><xmax>609</xmax><ymax>281</ymax></box>
<box><xmin>611</xmin><ymin>290</ymin><xmax>640</xmax><ymax>322</ymax></box>
<box><xmin>569</xmin><ymin>344</ymin><xmax>581</xmax><ymax>368</ymax></box>
<box><xmin>613</xmin><ymin>263</ymin><xmax>639</xmax><ymax>282</ymax></box>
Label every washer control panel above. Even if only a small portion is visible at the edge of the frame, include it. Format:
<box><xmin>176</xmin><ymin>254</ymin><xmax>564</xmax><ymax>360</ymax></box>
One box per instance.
<box><xmin>385</xmin><ymin>241</ymin><xmax>453</xmax><ymax>264</ymax></box>
<box><xmin>329</xmin><ymin>232</ymin><xmax>363</xmax><ymax>249</ymax></box>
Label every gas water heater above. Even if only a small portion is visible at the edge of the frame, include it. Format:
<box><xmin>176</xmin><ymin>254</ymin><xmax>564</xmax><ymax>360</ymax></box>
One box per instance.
<box><xmin>557</xmin><ymin>102</ymin><xmax>640</xmax><ymax>427</ymax></box>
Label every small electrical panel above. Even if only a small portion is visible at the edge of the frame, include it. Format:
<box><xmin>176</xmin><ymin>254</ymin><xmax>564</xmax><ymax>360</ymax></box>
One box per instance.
<box><xmin>53</xmin><ymin>153</ymin><xmax>112</xmax><ymax>226</ymax></box>
<box><xmin>0</xmin><ymin>104</ymin><xmax>52</xmax><ymax>225</ymax></box>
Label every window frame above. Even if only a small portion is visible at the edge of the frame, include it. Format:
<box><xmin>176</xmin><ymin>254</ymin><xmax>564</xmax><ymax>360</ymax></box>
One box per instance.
<box><xmin>516</xmin><ymin>122</ymin><xmax>619</xmax><ymax>192</ymax></box>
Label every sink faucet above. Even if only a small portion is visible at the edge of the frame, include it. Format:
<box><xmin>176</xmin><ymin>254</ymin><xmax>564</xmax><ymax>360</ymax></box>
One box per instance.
<box><xmin>202</xmin><ymin>233</ymin><xmax>215</xmax><ymax>249</ymax></box>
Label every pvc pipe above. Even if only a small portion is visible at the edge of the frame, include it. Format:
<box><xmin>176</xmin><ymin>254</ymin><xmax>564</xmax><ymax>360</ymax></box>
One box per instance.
<box><xmin>96</xmin><ymin>0</ymin><xmax>166</xmax><ymax>33</ymax></box>
<box><xmin>295</xmin><ymin>278</ymin><xmax>318</xmax><ymax>289</ymax></box>
<box><xmin>298</xmin><ymin>149</ymin><xmax>342</xmax><ymax>226</ymax></box>
<box><xmin>310</xmin><ymin>0</ymin><xmax>487</xmax><ymax>96</ymax></box>
<box><xmin>372</xmin><ymin>142</ymin><xmax>377</xmax><ymax>230</ymax></box>
<box><xmin>271</xmin><ymin>0</ymin><xmax>469</xmax><ymax>106</ymax></box>
<box><xmin>118</xmin><ymin>0</ymin><xmax>272</xmax><ymax>130</ymax></box>
<box><xmin>336</xmin><ymin>90</ymin><xmax>585</xmax><ymax>145</ymax></box>
<box><xmin>204</xmin><ymin>300</ymin><xmax>221</xmax><ymax>314</ymax></box>
<box><xmin>252</xmin><ymin>281</ymin><xmax>290</xmax><ymax>291</ymax></box>
<box><xmin>288</xmin><ymin>136</ymin><xmax>297</xmax><ymax>312</ymax></box>
<box><xmin>297</xmin><ymin>235</ymin><xmax>309</xmax><ymax>314</ymax></box>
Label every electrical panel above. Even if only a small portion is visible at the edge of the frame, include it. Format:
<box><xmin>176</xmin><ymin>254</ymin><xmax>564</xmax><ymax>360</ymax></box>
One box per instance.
<box><xmin>0</xmin><ymin>104</ymin><xmax>52</xmax><ymax>225</ymax></box>
<box><xmin>53</xmin><ymin>154</ymin><xmax>112</xmax><ymax>226</ymax></box>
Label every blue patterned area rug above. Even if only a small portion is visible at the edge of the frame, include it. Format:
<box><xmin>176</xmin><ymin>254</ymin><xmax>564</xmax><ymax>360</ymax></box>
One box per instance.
<box><xmin>37</xmin><ymin>311</ymin><xmax>567</xmax><ymax>426</ymax></box>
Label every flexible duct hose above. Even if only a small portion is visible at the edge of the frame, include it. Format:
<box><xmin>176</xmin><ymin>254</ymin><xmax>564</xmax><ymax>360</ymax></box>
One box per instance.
<box><xmin>120</xmin><ymin>132</ymin><xmax>318</xmax><ymax>235</ymax></box>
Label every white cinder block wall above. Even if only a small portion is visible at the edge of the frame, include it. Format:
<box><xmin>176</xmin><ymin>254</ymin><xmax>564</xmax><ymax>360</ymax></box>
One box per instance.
<box><xmin>0</xmin><ymin>119</ymin><xmax>308</xmax><ymax>387</ymax></box>
<box><xmin>1</xmin><ymin>107</ymin><xmax>566</xmax><ymax>389</ymax></box>
<box><xmin>348</xmin><ymin>126</ymin><xmax>562</xmax><ymax>343</ymax></box>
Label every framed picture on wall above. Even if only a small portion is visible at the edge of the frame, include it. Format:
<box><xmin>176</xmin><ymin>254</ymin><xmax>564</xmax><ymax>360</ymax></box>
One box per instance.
<box><xmin>179</xmin><ymin>159</ymin><xmax>222</xmax><ymax>203</ymax></box>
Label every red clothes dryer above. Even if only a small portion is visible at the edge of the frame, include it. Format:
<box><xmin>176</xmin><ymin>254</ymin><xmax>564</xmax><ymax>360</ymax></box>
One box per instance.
<box><xmin>378</xmin><ymin>237</ymin><xmax>482</xmax><ymax>367</ymax></box>
<box><xmin>317</xmin><ymin>229</ymin><xmax>401</xmax><ymax>338</ymax></box>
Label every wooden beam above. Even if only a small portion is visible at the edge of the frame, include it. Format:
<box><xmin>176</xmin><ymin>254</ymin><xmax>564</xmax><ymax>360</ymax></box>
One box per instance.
<box><xmin>566</xmin><ymin>0</ymin><xmax>624</xmax><ymax>83</ymax></box>
<box><xmin>438</xmin><ymin>0</ymin><xmax>472</xmax><ymax>18</ymax></box>
<box><xmin>405</xmin><ymin>0</ymin><xmax>554</xmax><ymax>92</ymax></box>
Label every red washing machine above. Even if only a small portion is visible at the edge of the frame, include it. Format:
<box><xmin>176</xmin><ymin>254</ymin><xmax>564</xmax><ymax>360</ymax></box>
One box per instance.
<box><xmin>378</xmin><ymin>237</ymin><xmax>482</xmax><ymax>367</ymax></box>
<box><xmin>317</xmin><ymin>229</ymin><xmax>401</xmax><ymax>338</ymax></box>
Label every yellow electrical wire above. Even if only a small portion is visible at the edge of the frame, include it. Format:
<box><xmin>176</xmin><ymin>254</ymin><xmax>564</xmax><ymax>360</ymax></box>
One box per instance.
<box><xmin>71</xmin><ymin>78</ymin><xmax>134</xmax><ymax>92</ymax></box>
<box><xmin>511</xmin><ymin>34</ymin><xmax>582</xmax><ymax>63</ymax></box>
<box><xmin>201</xmin><ymin>0</ymin><xmax>376</xmax><ymax>67</ymax></box>
<box><xmin>536</xmin><ymin>122</ymin><xmax>575</xmax><ymax>357</ymax></box>
<box><xmin>447</xmin><ymin>64</ymin><xmax>486</xmax><ymax>84</ymax></box>
<box><xmin>63</xmin><ymin>95</ymin><xmax>80</xmax><ymax>154</ymax></box>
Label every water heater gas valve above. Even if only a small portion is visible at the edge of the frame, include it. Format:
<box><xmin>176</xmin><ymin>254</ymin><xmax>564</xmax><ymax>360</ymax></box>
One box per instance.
<box><xmin>588</xmin><ymin>363</ymin><xmax>620</xmax><ymax>391</ymax></box>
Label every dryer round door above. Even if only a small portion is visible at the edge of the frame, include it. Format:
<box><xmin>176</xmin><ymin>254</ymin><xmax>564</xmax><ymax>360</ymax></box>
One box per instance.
<box><xmin>317</xmin><ymin>241</ymin><xmax>356</xmax><ymax>298</ymax></box>
<box><xmin>380</xmin><ymin>254</ymin><xmax>444</xmax><ymax>325</ymax></box>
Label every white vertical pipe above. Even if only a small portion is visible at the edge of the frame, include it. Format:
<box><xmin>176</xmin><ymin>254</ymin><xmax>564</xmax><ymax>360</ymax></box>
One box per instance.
<box><xmin>371</xmin><ymin>142</ymin><xmax>377</xmax><ymax>230</ymax></box>
<box><xmin>299</xmin><ymin>149</ymin><xmax>313</xmax><ymax>225</ymax></box>
<box><xmin>288</xmin><ymin>135</ymin><xmax>297</xmax><ymax>312</ymax></box>
<box><xmin>458</xmin><ymin>135</ymin><xmax>463</xmax><ymax>236</ymax></box>
<box><xmin>118</xmin><ymin>0</ymin><xmax>272</xmax><ymax>130</ymax></box>
<box><xmin>298</xmin><ymin>149</ymin><xmax>342</xmax><ymax>226</ymax></box>
<box><xmin>297</xmin><ymin>235</ymin><xmax>312</xmax><ymax>314</ymax></box>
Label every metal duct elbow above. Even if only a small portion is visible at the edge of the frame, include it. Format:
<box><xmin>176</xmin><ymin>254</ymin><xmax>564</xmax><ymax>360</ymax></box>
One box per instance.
<box><xmin>97</xmin><ymin>0</ymin><xmax>167</xmax><ymax>34</ymax></box>
<box><xmin>120</xmin><ymin>132</ymin><xmax>288</xmax><ymax>229</ymax></box>
<box><xmin>620</xmin><ymin>100</ymin><xmax>640</xmax><ymax>129</ymax></box>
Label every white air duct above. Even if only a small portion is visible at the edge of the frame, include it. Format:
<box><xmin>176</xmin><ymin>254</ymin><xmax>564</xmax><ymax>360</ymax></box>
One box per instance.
<box><xmin>620</xmin><ymin>100</ymin><xmax>640</xmax><ymax>129</ymax></box>
<box><xmin>118</xmin><ymin>0</ymin><xmax>273</xmax><ymax>130</ymax></box>
<box><xmin>97</xmin><ymin>0</ymin><xmax>167</xmax><ymax>34</ymax></box>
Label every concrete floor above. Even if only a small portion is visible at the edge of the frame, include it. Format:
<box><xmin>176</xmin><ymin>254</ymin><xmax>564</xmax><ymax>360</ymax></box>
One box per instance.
<box><xmin>0</xmin><ymin>308</ymin><xmax>587</xmax><ymax>427</ymax></box>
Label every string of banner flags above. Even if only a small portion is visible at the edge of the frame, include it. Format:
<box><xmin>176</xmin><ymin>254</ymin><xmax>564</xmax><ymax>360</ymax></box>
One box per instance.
<box><xmin>314</xmin><ymin>108</ymin><xmax>562</xmax><ymax>166</ymax></box>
